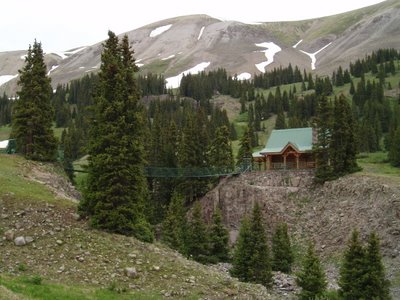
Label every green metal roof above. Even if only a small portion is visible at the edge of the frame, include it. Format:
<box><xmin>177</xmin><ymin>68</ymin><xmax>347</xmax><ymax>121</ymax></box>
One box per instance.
<box><xmin>257</xmin><ymin>127</ymin><xmax>313</xmax><ymax>155</ymax></box>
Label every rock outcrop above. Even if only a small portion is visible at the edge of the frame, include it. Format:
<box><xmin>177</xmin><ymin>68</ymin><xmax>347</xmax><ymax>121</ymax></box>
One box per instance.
<box><xmin>201</xmin><ymin>170</ymin><xmax>400</xmax><ymax>258</ymax></box>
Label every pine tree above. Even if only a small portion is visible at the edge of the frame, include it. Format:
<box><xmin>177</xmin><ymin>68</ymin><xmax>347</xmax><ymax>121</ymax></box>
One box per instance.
<box><xmin>338</xmin><ymin>230</ymin><xmax>367</xmax><ymax>299</ymax></box>
<box><xmin>177</xmin><ymin>109</ymin><xmax>210</xmax><ymax>202</ymax></box>
<box><xmin>363</xmin><ymin>232</ymin><xmax>391</xmax><ymax>300</ymax></box>
<box><xmin>336</xmin><ymin>66</ymin><xmax>345</xmax><ymax>87</ymax></box>
<box><xmin>314</xmin><ymin>96</ymin><xmax>333</xmax><ymax>183</ymax></box>
<box><xmin>231</xmin><ymin>203</ymin><xmax>272</xmax><ymax>287</ymax></box>
<box><xmin>237</xmin><ymin>126</ymin><xmax>253</xmax><ymax>167</ymax></box>
<box><xmin>240</xmin><ymin>93</ymin><xmax>247</xmax><ymax>113</ymax></box>
<box><xmin>209</xmin><ymin>208</ymin><xmax>230</xmax><ymax>263</ymax></box>
<box><xmin>162</xmin><ymin>192</ymin><xmax>187</xmax><ymax>253</ymax></box>
<box><xmin>186</xmin><ymin>201</ymin><xmax>210</xmax><ymax>263</ymax></box>
<box><xmin>389</xmin><ymin>128</ymin><xmax>400</xmax><ymax>166</ymax></box>
<box><xmin>231</xmin><ymin>216</ymin><xmax>252</xmax><ymax>282</ymax></box>
<box><xmin>208</xmin><ymin>125</ymin><xmax>234</xmax><ymax>172</ymax></box>
<box><xmin>296</xmin><ymin>242</ymin><xmax>327</xmax><ymax>300</ymax></box>
<box><xmin>78</xmin><ymin>31</ymin><xmax>153</xmax><ymax>242</ymax></box>
<box><xmin>275</xmin><ymin>112</ymin><xmax>286</xmax><ymax>129</ymax></box>
<box><xmin>249</xmin><ymin>203</ymin><xmax>272</xmax><ymax>284</ymax></box>
<box><xmin>11</xmin><ymin>40</ymin><xmax>57</xmax><ymax>161</ymax></box>
<box><xmin>272</xmin><ymin>222</ymin><xmax>294</xmax><ymax>273</ymax></box>
<box><xmin>331</xmin><ymin>95</ymin><xmax>359</xmax><ymax>177</ymax></box>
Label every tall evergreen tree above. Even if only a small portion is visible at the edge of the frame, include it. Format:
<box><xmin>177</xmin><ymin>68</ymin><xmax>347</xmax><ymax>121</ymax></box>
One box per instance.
<box><xmin>389</xmin><ymin>128</ymin><xmax>400</xmax><ymax>166</ymax></box>
<box><xmin>231</xmin><ymin>216</ymin><xmax>252</xmax><ymax>282</ymax></box>
<box><xmin>177</xmin><ymin>109</ymin><xmax>210</xmax><ymax>202</ymax></box>
<box><xmin>11</xmin><ymin>40</ymin><xmax>57</xmax><ymax>161</ymax></box>
<box><xmin>162</xmin><ymin>192</ymin><xmax>187</xmax><ymax>253</ymax></box>
<box><xmin>248</xmin><ymin>202</ymin><xmax>272</xmax><ymax>286</ymax></box>
<box><xmin>275</xmin><ymin>112</ymin><xmax>286</xmax><ymax>129</ymax></box>
<box><xmin>363</xmin><ymin>232</ymin><xmax>391</xmax><ymax>300</ymax></box>
<box><xmin>186</xmin><ymin>201</ymin><xmax>210</xmax><ymax>263</ymax></box>
<box><xmin>78</xmin><ymin>31</ymin><xmax>153</xmax><ymax>242</ymax></box>
<box><xmin>331</xmin><ymin>95</ymin><xmax>359</xmax><ymax>176</ymax></box>
<box><xmin>272</xmin><ymin>222</ymin><xmax>294</xmax><ymax>273</ymax></box>
<box><xmin>0</xmin><ymin>93</ymin><xmax>13</xmax><ymax>126</ymax></box>
<box><xmin>209</xmin><ymin>208</ymin><xmax>230</xmax><ymax>263</ymax></box>
<box><xmin>208</xmin><ymin>125</ymin><xmax>234</xmax><ymax>172</ymax></box>
<box><xmin>314</xmin><ymin>96</ymin><xmax>333</xmax><ymax>183</ymax></box>
<box><xmin>296</xmin><ymin>242</ymin><xmax>327</xmax><ymax>300</ymax></box>
<box><xmin>338</xmin><ymin>230</ymin><xmax>367</xmax><ymax>299</ymax></box>
<box><xmin>237</xmin><ymin>126</ymin><xmax>253</xmax><ymax>167</ymax></box>
<box><xmin>231</xmin><ymin>203</ymin><xmax>272</xmax><ymax>287</ymax></box>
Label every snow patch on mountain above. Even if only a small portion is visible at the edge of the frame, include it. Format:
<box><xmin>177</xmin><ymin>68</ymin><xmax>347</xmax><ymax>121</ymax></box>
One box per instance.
<box><xmin>162</xmin><ymin>54</ymin><xmax>175</xmax><ymax>61</ymax></box>
<box><xmin>293</xmin><ymin>40</ymin><xmax>303</xmax><ymax>48</ymax></box>
<box><xmin>166</xmin><ymin>62</ymin><xmax>211</xmax><ymax>89</ymax></box>
<box><xmin>198</xmin><ymin>26</ymin><xmax>205</xmax><ymax>40</ymax></box>
<box><xmin>0</xmin><ymin>75</ymin><xmax>18</xmax><ymax>87</ymax></box>
<box><xmin>254</xmin><ymin>42</ymin><xmax>281</xmax><ymax>73</ymax></box>
<box><xmin>299</xmin><ymin>42</ymin><xmax>332</xmax><ymax>70</ymax></box>
<box><xmin>150</xmin><ymin>24</ymin><xmax>172</xmax><ymax>38</ymax></box>
<box><xmin>47</xmin><ymin>65</ymin><xmax>59</xmax><ymax>76</ymax></box>
<box><xmin>236</xmin><ymin>72</ymin><xmax>251</xmax><ymax>80</ymax></box>
<box><xmin>50</xmin><ymin>46</ymin><xmax>87</xmax><ymax>60</ymax></box>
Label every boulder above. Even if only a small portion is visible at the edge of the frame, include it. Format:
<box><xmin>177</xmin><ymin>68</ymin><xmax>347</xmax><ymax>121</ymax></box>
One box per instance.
<box><xmin>14</xmin><ymin>236</ymin><xmax>26</xmax><ymax>246</ymax></box>
<box><xmin>125</xmin><ymin>267</ymin><xmax>138</xmax><ymax>278</ymax></box>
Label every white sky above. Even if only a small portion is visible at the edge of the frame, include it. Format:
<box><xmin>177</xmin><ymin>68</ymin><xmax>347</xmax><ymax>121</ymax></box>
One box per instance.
<box><xmin>0</xmin><ymin>0</ymin><xmax>386</xmax><ymax>53</ymax></box>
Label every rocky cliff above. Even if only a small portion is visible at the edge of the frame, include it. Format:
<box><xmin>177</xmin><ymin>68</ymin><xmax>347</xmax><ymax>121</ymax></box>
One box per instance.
<box><xmin>201</xmin><ymin>170</ymin><xmax>400</xmax><ymax>293</ymax></box>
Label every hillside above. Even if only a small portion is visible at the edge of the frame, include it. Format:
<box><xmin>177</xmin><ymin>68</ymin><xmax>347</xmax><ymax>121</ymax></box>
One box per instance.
<box><xmin>201</xmin><ymin>170</ymin><xmax>400</xmax><ymax>298</ymax></box>
<box><xmin>0</xmin><ymin>154</ymin><xmax>298</xmax><ymax>299</ymax></box>
<box><xmin>1</xmin><ymin>0</ymin><xmax>400</xmax><ymax>95</ymax></box>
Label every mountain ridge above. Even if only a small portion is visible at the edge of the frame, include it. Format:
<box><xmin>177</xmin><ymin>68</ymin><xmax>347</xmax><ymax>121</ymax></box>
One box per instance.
<box><xmin>0</xmin><ymin>0</ymin><xmax>399</xmax><ymax>95</ymax></box>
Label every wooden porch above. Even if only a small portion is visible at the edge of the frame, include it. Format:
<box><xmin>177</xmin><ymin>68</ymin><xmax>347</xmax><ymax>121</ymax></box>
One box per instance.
<box><xmin>253</xmin><ymin>145</ymin><xmax>315</xmax><ymax>171</ymax></box>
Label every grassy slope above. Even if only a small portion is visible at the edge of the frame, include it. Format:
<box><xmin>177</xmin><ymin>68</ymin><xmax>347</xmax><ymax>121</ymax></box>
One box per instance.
<box><xmin>357</xmin><ymin>151</ymin><xmax>400</xmax><ymax>184</ymax></box>
<box><xmin>0</xmin><ymin>126</ymin><xmax>65</xmax><ymax>141</ymax></box>
<box><xmin>0</xmin><ymin>154</ymin><xmax>276</xmax><ymax>300</ymax></box>
<box><xmin>0</xmin><ymin>126</ymin><xmax>11</xmax><ymax>141</ymax></box>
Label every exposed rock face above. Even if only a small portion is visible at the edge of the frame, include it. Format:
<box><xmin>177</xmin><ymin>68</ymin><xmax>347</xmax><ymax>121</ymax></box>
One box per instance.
<box><xmin>201</xmin><ymin>170</ymin><xmax>314</xmax><ymax>243</ymax></box>
<box><xmin>201</xmin><ymin>171</ymin><xmax>400</xmax><ymax>259</ymax></box>
<box><xmin>201</xmin><ymin>171</ymin><xmax>400</xmax><ymax>297</ymax></box>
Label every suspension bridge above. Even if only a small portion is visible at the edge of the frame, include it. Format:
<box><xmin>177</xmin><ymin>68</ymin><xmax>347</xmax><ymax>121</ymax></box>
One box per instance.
<box><xmin>72</xmin><ymin>162</ymin><xmax>252</xmax><ymax>178</ymax></box>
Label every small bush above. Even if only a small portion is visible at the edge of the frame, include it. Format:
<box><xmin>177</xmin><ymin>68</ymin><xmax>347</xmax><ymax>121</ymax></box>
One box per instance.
<box><xmin>107</xmin><ymin>280</ymin><xmax>117</xmax><ymax>292</ymax></box>
<box><xmin>107</xmin><ymin>280</ymin><xmax>127</xmax><ymax>294</ymax></box>
<box><xmin>29</xmin><ymin>275</ymin><xmax>42</xmax><ymax>285</ymax></box>
<box><xmin>17</xmin><ymin>263</ymin><xmax>27</xmax><ymax>272</ymax></box>
<box><xmin>322</xmin><ymin>290</ymin><xmax>340</xmax><ymax>299</ymax></box>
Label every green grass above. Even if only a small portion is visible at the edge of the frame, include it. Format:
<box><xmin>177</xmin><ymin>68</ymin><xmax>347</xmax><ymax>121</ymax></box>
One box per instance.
<box><xmin>255</xmin><ymin>82</ymin><xmax>304</xmax><ymax>99</ymax></box>
<box><xmin>0</xmin><ymin>125</ymin><xmax>65</xmax><ymax>141</ymax></box>
<box><xmin>72</xmin><ymin>156</ymin><xmax>89</xmax><ymax>191</ymax></box>
<box><xmin>0</xmin><ymin>275</ymin><xmax>163</xmax><ymax>300</ymax></box>
<box><xmin>0</xmin><ymin>125</ymin><xmax>12</xmax><ymax>140</ymax></box>
<box><xmin>0</xmin><ymin>154</ymin><xmax>73</xmax><ymax>206</ymax></box>
<box><xmin>357</xmin><ymin>151</ymin><xmax>400</xmax><ymax>181</ymax></box>
<box><xmin>140</xmin><ymin>59</ymin><xmax>171</xmax><ymax>75</ymax></box>
<box><xmin>256</xmin><ymin>115</ymin><xmax>277</xmax><ymax>150</ymax></box>
<box><xmin>53</xmin><ymin>126</ymin><xmax>65</xmax><ymax>140</ymax></box>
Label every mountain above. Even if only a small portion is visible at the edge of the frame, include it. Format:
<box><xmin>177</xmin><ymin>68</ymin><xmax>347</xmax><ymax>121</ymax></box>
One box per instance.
<box><xmin>0</xmin><ymin>0</ymin><xmax>399</xmax><ymax>95</ymax></box>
